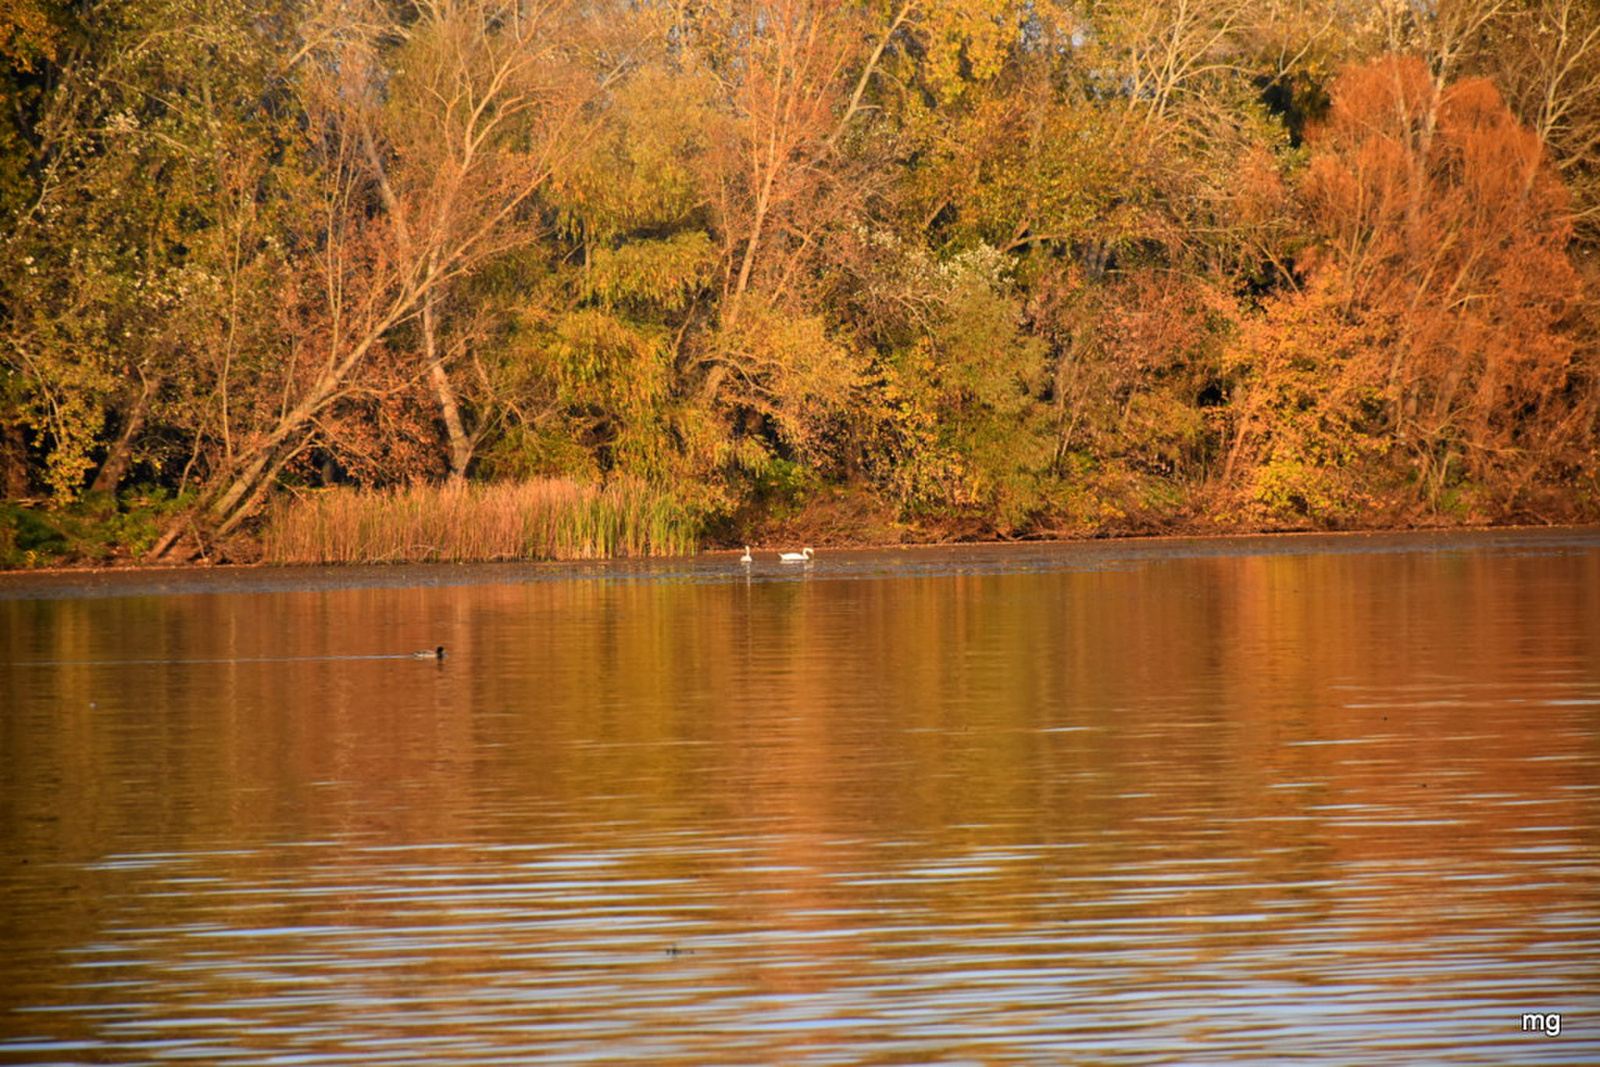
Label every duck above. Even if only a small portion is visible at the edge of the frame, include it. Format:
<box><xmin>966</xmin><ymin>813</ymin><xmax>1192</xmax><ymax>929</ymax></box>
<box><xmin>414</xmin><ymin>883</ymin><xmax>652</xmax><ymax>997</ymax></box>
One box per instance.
<box><xmin>739</xmin><ymin>546</ymin><xmax>753</xmax><ymax>564</ymax></box>
<box><xmin>778</xmin><ymin>547</ymin><xmax>814</xmax><ymax>563</ymax></box>
<box><xmin>413</xmin><ymin>646</ymin><xmax>447</xmax><ymax>659</ymax></box>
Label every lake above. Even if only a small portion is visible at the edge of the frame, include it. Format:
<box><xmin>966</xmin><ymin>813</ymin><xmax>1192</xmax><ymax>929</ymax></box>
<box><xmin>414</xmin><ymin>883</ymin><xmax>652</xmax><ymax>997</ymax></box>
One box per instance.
<box><xmin>1</xmin><ymin>529</ymin><xmax>1597</xmax><ymax>1064</ymax></box>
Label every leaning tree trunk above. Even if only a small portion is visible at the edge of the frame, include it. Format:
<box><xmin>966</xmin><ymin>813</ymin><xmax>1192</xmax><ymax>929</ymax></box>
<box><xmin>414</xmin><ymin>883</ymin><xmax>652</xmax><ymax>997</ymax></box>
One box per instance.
<box><xmin>89</xmin><ymin>373</ymin><xmax>159</xmax><ymax>495</ymax></box>
<box><xmin>145</xmin><ymin>304</ymin><xmax>413</xmax><ymax>560</ymax></box>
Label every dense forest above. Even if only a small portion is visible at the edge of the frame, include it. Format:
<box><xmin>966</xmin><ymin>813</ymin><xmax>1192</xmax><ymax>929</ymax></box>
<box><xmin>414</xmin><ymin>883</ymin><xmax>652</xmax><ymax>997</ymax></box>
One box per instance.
<box><xmin>3</xmin><ymin>0</ymin><xmax>1597</xmax><ymax>563</ymax></box>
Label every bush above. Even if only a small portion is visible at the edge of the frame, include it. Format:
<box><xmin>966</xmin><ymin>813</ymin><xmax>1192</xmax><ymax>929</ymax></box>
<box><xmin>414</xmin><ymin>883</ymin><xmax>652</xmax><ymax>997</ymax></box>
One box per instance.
<box><xmin>0</xmin><ymin>487</ymin><xmax>191</xmax><ymax>568</ymax></box>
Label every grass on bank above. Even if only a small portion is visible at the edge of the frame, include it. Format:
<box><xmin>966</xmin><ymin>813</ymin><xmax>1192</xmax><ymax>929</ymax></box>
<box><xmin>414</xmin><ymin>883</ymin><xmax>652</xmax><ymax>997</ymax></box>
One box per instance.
<box><xmin>263</xmin><ymin>479</ymin><xmax>700</xmax><ymax>564</ymax></box>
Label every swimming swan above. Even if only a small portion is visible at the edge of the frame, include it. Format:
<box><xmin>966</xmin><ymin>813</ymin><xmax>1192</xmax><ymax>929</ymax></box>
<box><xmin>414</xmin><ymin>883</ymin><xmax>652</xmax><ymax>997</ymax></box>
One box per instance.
<box><xmin>740</xmin><ymin>546</ymin><xmax>753</xmax><ymax>564</ymax></box>
<box><xmin>413</xmin><ymin>646</ymin><xmax>447</xmax><ymax>659</ymax></box>
<box><xmin>778</xmin><ymin>547</ymin><xmax>814</xmax><ymax>563</ymax></box>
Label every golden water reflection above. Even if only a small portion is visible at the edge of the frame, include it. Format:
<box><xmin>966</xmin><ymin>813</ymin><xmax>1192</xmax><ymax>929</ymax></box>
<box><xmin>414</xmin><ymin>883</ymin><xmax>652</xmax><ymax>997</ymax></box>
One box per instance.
<box><xmin>1</xmin><ymin>531</ymin><xmax>1597</xmax><ymax>1063</ymax></box>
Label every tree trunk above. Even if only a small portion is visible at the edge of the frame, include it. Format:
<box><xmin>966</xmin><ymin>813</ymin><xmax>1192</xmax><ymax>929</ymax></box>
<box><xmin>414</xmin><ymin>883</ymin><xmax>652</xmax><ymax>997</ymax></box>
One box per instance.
<box><xmin>1</xmin><ymin>419</ymin><xmax>29</xmax><ymax>498</ymax></box>
<box><xmin>147</xmin><ymin>357</ymin><xmax>365</xmax><ymax>559</ymax></box>
<box><xmin>89</xmin><ymin>374</ymin><xmax>159</xmax><ymax>495</ymax></box>
<box><xmin>423</xmin><ymin>257</ymin><xmax>472</xmax><ymax>485</ymax></box>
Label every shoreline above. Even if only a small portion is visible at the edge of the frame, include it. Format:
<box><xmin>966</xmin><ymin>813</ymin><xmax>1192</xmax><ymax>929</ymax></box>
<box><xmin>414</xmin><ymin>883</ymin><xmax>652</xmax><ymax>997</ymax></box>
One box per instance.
<box><xmin>3</xmin><ymin>521</ymin><xmax>1596</xmax><ymax>584</ymax></box>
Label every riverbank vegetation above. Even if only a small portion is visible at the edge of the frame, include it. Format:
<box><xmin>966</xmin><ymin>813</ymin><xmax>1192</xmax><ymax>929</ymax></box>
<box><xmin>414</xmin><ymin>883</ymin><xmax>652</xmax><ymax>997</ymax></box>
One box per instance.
<box><xmin>262</xmin><ymin>479</ymin><xmax>698</xmax><ymax>563</ymax></box>
<box><xmin>4</xmin><ymin>0</ymin><xmax>1597</xmax><ymax>566</ymax></box>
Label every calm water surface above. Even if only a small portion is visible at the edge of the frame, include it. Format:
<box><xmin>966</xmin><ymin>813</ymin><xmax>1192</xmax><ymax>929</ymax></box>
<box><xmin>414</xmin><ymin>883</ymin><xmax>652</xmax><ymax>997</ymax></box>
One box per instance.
<box><xmin>1</xmin><ymin>529</ymin><xmax>1597</xmax><ymax>1064</ymax></box>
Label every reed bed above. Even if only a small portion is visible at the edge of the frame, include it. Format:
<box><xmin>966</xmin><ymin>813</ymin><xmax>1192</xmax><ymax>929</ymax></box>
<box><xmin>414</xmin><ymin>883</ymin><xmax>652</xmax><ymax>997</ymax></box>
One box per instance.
<box><xmin>263</xmin><ymin>479</ymin><xmax>699</xmax><ymax>563</ymax></box>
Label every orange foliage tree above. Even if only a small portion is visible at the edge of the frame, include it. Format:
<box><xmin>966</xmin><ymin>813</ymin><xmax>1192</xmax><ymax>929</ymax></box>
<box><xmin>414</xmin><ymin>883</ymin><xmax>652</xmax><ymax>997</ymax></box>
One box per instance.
<box><xmin>1296</xmin><ymin>54</ymin><xmax>1585</xmax><ymax>510</ymax></box>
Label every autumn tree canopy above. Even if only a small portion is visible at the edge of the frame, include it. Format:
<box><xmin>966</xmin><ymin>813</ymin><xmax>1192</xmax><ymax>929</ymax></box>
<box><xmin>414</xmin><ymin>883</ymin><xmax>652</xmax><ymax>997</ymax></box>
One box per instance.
<box><xmin>1</xmin><ymin>0</ymin><xmax>1593</xmax><ymax>557</ymax></box>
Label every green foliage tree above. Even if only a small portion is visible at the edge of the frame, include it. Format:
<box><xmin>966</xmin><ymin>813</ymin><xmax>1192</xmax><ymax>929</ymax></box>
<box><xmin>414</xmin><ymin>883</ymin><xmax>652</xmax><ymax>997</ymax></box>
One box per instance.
<box><xmin>137</xmin><ymin>0</ymin><xmax>641</xmax><ymax>556</ymax></box>
<box><xmin>2</xmin><ymin>0</ymin><xmax>298</xmax><ymax>503</ymax></box>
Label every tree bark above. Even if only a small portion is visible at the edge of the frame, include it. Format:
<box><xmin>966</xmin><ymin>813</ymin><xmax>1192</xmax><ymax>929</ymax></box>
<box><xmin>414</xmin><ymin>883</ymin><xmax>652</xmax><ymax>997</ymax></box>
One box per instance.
<box><xmin>89</xmin><ymin>373</ymin><xmax>159</xmax><ymax>495</ymax></box>
<box><xmin>423</xmin><ymin>254</ymin><xmax>473</xmax><ymax>484</ymax></box>
<box><xmin>1</xmin><ymin>419</ymin><xmax>29</xmax><ymax>498</ymax></box>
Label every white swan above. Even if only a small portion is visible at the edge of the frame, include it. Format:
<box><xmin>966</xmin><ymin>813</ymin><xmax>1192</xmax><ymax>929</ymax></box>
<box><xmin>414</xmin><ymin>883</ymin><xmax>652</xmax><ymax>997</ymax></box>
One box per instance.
<box><xmin>739</xmin><ymin>546</ymin><xmax>753</xmax><ymax>564</ymax></box>
<box><xmin>778</xmin><ymin>547</ymin><xmax>814</xmax><ymax>563</ymax></box>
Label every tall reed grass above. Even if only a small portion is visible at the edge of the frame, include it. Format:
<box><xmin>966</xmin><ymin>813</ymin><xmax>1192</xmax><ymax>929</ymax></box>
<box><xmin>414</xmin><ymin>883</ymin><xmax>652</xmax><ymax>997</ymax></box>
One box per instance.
<box><xmin>263</xmin><ymin>479</ymin><xmax>700</xmax><ymax>563</ymax></box>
